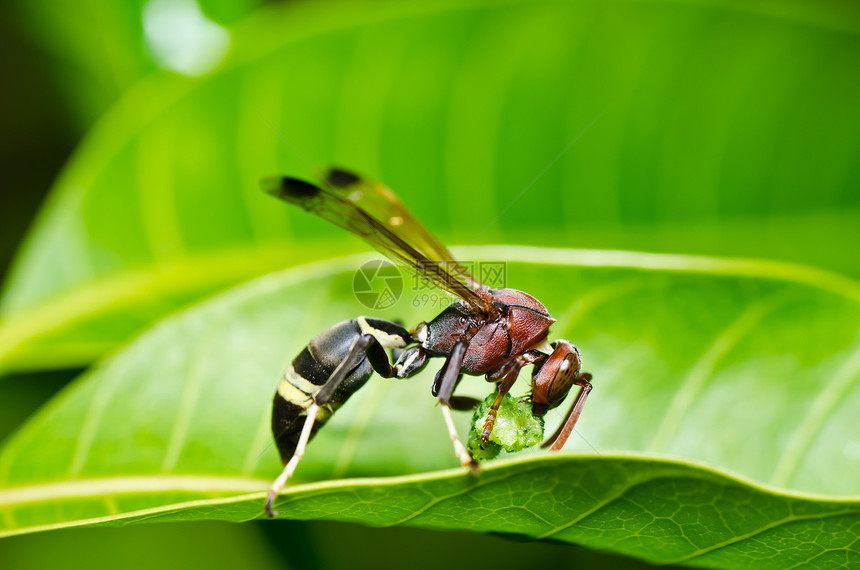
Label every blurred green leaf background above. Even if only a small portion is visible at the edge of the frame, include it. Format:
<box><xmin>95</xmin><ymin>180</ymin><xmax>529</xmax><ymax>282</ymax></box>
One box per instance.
<box><xmin>1</xmin><ymin>0</ymin><xmax>858</xmax><ymax>568</ymax></box>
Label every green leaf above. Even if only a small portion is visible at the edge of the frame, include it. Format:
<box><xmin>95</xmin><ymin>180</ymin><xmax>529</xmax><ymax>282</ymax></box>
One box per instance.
<box><xmin>3</xmin><ymin>0</ymin><xmax>860</xmax><ymax>373</ymax></box>
<box><xmin>9</xmin><ymin>0</ymin><xmax>263</xmax><ymax>129</ymax></box>
<box><xmin>1</xmin><ymin>248</ymin><xmax>859</xmax><ymax>568</ymax></box>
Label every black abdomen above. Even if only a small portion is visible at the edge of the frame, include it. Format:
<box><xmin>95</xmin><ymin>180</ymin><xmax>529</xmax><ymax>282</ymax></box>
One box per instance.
<box><xmin>270</xmin><ymin>320</ymin><xmax>374</xmax><ymax>464</ymax></box>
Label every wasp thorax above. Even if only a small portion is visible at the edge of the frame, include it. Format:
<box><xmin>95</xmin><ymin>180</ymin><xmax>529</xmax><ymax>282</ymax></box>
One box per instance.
<box><xmin>422</xmin><ymin>289</ymin><xmax>556</xmax><ymax>376</ymax></box>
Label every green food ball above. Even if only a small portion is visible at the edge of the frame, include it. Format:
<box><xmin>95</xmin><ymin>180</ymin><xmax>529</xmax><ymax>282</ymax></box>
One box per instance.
<box><xmin>466</xmin><ymin>393</ymin><xmax>545</xmax><ymax>461</ymax></box>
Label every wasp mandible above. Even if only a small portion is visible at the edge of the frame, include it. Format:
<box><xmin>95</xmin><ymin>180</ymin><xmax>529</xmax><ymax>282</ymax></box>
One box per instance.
<box><xmin>262</xmin><ymin>169</ymin><xmax>593</xmax><ymax>517</ymax></box>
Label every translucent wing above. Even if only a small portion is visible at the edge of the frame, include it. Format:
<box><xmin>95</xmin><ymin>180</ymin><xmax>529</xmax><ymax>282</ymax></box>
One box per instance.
<box><xmin>324</xmin><ymin>169</ymin><xmax>484</xmax><ymax>290</ymax></box>
<box><xmin>261</xmin><ymin>168</ymin><xmax>492</xmax><ymax>315</ymax></box>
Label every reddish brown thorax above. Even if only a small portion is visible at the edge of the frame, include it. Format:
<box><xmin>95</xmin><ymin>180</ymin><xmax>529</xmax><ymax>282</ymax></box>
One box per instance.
<box><xmin>423</xmin><ymin>287</ymin><xmax>555</xmax><ymax>375</ymax></box>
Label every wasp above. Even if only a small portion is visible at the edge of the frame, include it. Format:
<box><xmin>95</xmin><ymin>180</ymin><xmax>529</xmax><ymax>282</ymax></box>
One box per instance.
<box><xmin>261</xmin><ymin>168</ymin><xmax>592</xmax><ymax>517</ymax></box>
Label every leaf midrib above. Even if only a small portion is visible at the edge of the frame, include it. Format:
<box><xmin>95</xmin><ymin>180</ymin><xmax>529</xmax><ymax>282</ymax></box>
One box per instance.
<box><xmin>0</xmin><ymin>248</ymin><xmax>359</xmax><ymax>372</ymax></box>
<box><xmin>3</xmin><ymin>457</ymin><xmax>860</xmax><ymax>559</ymax></box>
<box><xmin>0</xmin><ymin>475</ymin><xmax>271</xmax><ymax>508</ymax></box>
<box><xmin>1</xmin><ymin>246</ymin><xmax>857</xmax><ymax>375</ymax></box>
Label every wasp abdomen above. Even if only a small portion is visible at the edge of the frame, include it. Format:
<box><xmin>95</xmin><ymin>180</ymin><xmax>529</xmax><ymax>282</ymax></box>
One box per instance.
<box><xmin>271</xmin><ymin>318</ymin><xmax>409</xmax><ymax>464</ymax></box>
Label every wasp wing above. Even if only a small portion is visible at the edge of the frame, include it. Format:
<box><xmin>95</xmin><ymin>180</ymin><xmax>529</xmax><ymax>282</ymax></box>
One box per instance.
<box><xmin>323</xmin><ymin>168</ymin><xmax>484</xmax><ymax>291</ymax></box>
<box><xmin>261</xmin><ymin>169</ymin><xmax>492</xmax><ymax>315</ymax></box>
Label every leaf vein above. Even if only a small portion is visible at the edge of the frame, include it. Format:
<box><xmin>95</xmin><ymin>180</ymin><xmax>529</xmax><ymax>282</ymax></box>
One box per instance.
<box><xmin>69</xmin><ymin>359</ymin><xmax>133</xmax><ymax>476</ymax></box>
<box><xmin>664</xmin><ymin>509</ymin><xmax>860</xmax><ymax>565</ymax></box>
<box><xmin>536</xmin><ymin>477</ymin><xmax>656</xmax><ymax>540</ymax></box>
<box><xmin>383</xmin><ymin>465</ymin><xmax>549</xmax><ymax>527</ymax></box>
<box><xmin>771</xmin><ymin>340</ymin><xmax>860</xmax><ymax>487</ymax></box>
<box><xmin>161</xmin><ymin>320</ymin><xmax>224</xmax><ymax>472</ymax></box>
<box><xmin>649</xmin><ymin>299</ymin><xmax>776</xmax><ymax>451</ymax></box>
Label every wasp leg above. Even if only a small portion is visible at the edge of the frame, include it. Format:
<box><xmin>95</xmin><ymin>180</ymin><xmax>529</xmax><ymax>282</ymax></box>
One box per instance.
<box><xmin>265</xmin><ymin>333</ymin><xmax>394</xmax><ymax>518</ymax></box>
<box><xmin>318</xmin><ymin>334</ymin><xmax>396</xmax><ymax>402</ymax></box>
<box><xmin>541</xmin><ymin>372</ymin><xmax>593</xmax><ymax>451</ymax></box>
<box><xmin>393</xmin><ymin>345</ymin><xmax>429</xmax><ymax>378</ymax></box>
<box><xmin>265</xmin><ymin>402</ymin><xmax>320</xmax><ymax>518</ymax></box>
<box><xmin>433</xmin><ymin>339</ymin><xmax>478</xmax><ymax>473</ymax></box>
<box><xmin>479</xmin><ymin>371</ymin><xmax>519</xmax><ymax>442</ymax></box>
<box><xmin>480</xmin><ymin>351</ymin><xmax>545</xmax><ymax>442</ymax></box>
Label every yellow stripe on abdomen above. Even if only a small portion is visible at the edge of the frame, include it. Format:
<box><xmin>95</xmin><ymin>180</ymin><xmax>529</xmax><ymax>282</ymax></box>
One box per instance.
<box><xmin>277</xmin><ymin>374</ymin><xmax>314</xmax><ymax>408</ymax></box>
